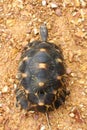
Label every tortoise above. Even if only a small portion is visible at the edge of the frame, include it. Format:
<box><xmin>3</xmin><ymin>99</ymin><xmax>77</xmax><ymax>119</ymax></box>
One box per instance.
<box><xmin>16</xmin><ymin>24</ymin><xmax>69</xmax><ymax>113</ymax></box>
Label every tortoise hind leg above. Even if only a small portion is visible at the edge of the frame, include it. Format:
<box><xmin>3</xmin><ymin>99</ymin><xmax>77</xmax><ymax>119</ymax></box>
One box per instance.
<box><xmin>54</xmin><ymin>88</ymin><xmax>70</xmax><ymax>109</ymax></box>
<box><xmin>15</xmin><ymin>86</ymin><xmax>28</xmax><ymax>110</ymax></box>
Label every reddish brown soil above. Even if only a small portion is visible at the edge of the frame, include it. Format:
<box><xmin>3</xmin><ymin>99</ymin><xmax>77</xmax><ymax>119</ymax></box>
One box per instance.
<box><xmin>0</xmin><ymin>0</ymin><xmax>87</xmax><ymax>130</ymax></box>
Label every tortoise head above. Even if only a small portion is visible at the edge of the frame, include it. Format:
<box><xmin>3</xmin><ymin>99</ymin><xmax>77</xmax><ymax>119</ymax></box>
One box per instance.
<box><xmin>40</xmin><ymin>24</ymin><xmax>48</xmax><ymax>42</ymax></box>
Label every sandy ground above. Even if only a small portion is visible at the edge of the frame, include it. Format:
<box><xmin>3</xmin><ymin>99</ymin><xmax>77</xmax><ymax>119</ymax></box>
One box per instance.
<box><xmin>0</xmin><ymin>0</ymin><xmax>87</xmax><ymax>130</ymax></box>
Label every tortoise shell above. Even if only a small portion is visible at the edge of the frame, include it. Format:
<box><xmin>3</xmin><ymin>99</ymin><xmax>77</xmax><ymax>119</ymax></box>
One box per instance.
<box><xmin>16</xmin><ymin>24</ymin><xmax>69</xmax><ymax>113</ymax></box>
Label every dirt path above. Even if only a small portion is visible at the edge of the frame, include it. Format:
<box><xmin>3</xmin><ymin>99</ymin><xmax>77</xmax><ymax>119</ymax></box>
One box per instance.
<box><xmin>0</xmin><ymin>0</ymin><xmax>87</xmax><ymax>130</ymax></box>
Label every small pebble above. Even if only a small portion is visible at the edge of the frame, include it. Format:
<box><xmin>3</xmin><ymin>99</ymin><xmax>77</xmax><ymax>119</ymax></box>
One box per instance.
<box><xmin>2</xmin><ymin>86</ymin><xmax>8</xmax><ymax>93</ymax></box>
<box><xmin>77</xmin><ymin>128</ymin><xmax>82</xmax><ymax>130</ymax></box>
<box><xmin>75</xmin><ymin>29</ymin><xmax>85</xmax><ymax>38</ymax></box>
<box><xmin>42</xmin><ymin>0</ymin><xmax>47</xmax><ymax>6</ymax></box>
<box><xmin>80</xmin><ymin>0</ymin><xmax>87</xmax><ymax>7</ymax></box>
<box><xmin>68</xmin><ymin>51</ymin><xmax>74</xmax><ymax>62</ymax></box>
<box><xmin>0</xmin><ymin>91</ymin><xmax>2</xmax><ymax>95</ymax></box>
<box><xmin>0</xmin><ymin>103</ymin><xmax>2</xmax><ymax>107</ymax></box>
<box><xmin>40</xmin><ymin>125</ymin><xmax>45</xmax><ymax>130</ymax></box>
<box><xmin>84</xmin><ymin>88</ymin><xmax>87</xmax><ymax>94</ymax></box>
<box><xmin>33</xmin><ymin>28</ymin><xmax>39</xmax><ymax>35</ymax></box>
<box><xmin>55</xmin><ymin>8</ymin><xmax>62</xmax><ymax>16</ymax></box>
<box><xmin>81</xmin><ymin>92</ymin><xmax>86</xmax><ymax>96</ymax></box>
<box><xmin>79</xmin><ymin>104</ymin><xmax>84</xmax><ymax>108</ymax></box>
<box><xmin>69</xmin><ymin>112</ymin><xmax>75</xmax><ymax>118</ymax></box>
<box><xmin>74</xmin><ymin>0</ymin><xmax>80</xmax><ymax>7</ymax></box>
<box><xmin>29</xmin><ymin>111</ymin><xmax>35</xmax><ymax>114</ymax></box>
<box><xmin>30</xmin><ymin>38</ymin><xmax>35</xmax><ymax>43</ymax></box>
<box><xmin>66</xmin><ymin>68</ymin><xmax>72</xmax><ymax>74</ymax></box>
<box><xmin>71</xmin><ymin>73</ymin><xmax>77</xmax><ymax>77</ymax></box>
<box><xmin>6</xmin><ymin>19</ymin><xmax>16</xmax><ymax>27</ymax></box>
<box><xmin>50</xmin><ymin>2</ymin><xmax>58</xmax><ymax>9</ymax></box>
<box><xmin>79</xmin><ymin>79</ymin><xmax>85</xmax><ymax>84</ymax></box>
<box><xmin>13</xmin><ymin>84</ymin><xmax>17</xmax><ymax>89</ymax></box>
<box><xmin>84</xmin><ymin>86</ymin><xmax>87</xmax><ymax>89</ymax></box>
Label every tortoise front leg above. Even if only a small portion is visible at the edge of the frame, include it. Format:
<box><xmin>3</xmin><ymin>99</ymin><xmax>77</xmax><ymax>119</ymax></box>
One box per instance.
<box><xmin>15</xmin><ymin>86</ymin><xmax>28</xmax><ymax>110</ymax></box>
